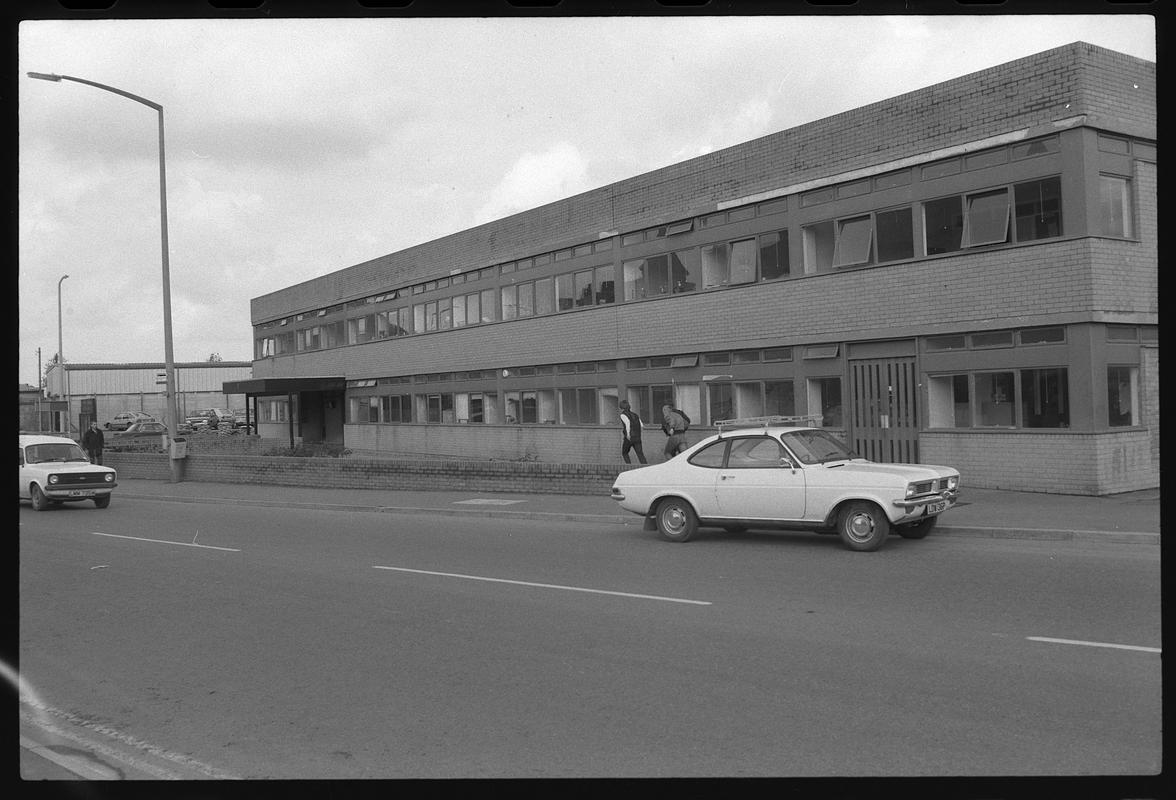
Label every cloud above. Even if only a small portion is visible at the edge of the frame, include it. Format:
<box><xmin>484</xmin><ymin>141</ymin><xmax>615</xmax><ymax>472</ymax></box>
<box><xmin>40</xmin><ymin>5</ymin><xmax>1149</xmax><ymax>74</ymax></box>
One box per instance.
<box><xmin>668</xmin><ymin>97</ymin><xmax>776</xmax><ymax>163</ymax></box>
<box><xmin>473</xmin><ymin>142</ymin><xmax>590</xmax><ymax>225</ymax></box>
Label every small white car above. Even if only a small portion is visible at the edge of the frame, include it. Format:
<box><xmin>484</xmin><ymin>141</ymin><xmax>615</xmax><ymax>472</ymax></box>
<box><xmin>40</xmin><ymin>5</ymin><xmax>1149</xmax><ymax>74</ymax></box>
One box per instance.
<box><xmin>610</xmin><ymin>419</ymin><xmax>959</xmax><ymax>551</ymax></box>
<box><xmin>19</xmin><ymin>434</ymin><xmax>118</xmax><ymax>511</ymax></box>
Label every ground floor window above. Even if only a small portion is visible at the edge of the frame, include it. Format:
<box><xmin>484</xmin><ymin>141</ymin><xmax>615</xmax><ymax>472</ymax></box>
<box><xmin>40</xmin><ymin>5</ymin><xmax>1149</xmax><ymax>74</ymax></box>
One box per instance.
<box><xmin>704</xmin><ymin>380</ymin><xmax>796</xmax><ymax>425</ymax></box>
<box><xmin>1107</xmin><ymin>366</ymin><xmax>1138</xmax><ymax>427</ymax></box>
<box><xmin>807</xmin><ymin>377</ymin><xmax>842</xmax><ymax>427</ymax></box>
<box><xmin>260</xmin><ymin>398</ymin><xmax>291</xmax><ymax>423</ymax></box>
<box><xmin>456</xmin><ymin>392</ymin><xmax>499</xmax><ymax>423</ymax></box>
<box><xmin>928</xmin><ymin>368</ymin><xmax>1069</xmax><ymax>428</ymax></box>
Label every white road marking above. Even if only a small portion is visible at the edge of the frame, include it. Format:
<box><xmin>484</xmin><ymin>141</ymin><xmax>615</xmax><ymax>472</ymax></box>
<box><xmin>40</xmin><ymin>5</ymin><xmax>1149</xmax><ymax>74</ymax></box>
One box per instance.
<box><xmin>91</xmin><ymin>532</ymin><xmax>240</xmax><ymax>552</ymax></box>
<box><xmin>1027</xmin><ymin>636</ymin><xmax>1161</xmax><ymax>654</ymax></box>
<box><xmin>373</xmin><ymin>565</ymin><xmax>712</xmax><ymax>606</ymax></box>
<box><xmin>453</xmin><ymin>498</ymin><xmax>526</xmax><ymax>505</ymax></box>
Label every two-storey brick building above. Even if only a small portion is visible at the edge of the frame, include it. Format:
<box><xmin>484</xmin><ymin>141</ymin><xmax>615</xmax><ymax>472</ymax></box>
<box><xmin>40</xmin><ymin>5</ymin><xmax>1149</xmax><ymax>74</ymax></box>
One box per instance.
<box><xmin>230</xmin><ymin>42</ymin><xmax>1157</xmax><ymax>494</ymax></box>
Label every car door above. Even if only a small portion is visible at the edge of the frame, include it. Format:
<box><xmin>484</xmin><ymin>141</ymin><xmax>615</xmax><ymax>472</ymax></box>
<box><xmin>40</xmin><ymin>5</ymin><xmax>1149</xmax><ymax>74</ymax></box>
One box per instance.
<box><xmin>18</xmin><ymin>445</ymin><xmax>29</xmax><ymax>499</ymax></box>
<box><xmin>713</xmin><ymin>435</ymin><xmax>806</xmax><ymax>521</ymax></box>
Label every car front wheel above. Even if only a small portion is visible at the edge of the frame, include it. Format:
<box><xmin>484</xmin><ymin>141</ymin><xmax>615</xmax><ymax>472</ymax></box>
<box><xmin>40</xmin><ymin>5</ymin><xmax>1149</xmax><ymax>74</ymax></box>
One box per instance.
<box><xmin>30</xmin><ymin>484</ymin><xmax>49</xmax><ymax>511</ymax></box>
<box><xmin>94</xmin><ymin>495</ymin><xmax>111</xmax><ymax>509</ymax></box>
<box><xmin>655</xmin><ymin>497</ymin><xmax>698</xmax><ymax>543</ymax></box>
<box><xmin>836</xmin><ymin>501</ymin><xmax>889</xmax><ymax>551</ymax></box>
<box><xmin>897</xmin><ymin>516</ymin><xmax>937</xmax><ymax>539</ymax></box>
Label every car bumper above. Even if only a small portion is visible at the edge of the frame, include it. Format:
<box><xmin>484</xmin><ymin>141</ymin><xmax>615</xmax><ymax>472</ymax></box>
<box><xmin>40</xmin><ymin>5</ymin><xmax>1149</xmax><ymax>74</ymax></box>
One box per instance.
<box><xmin>44</xmin><ymin>484</ymin><xmax>116</xmax><ymax>500</ymax></box>
<box><xmin>892</xmin><ymin>490</ymin><xmax>957</xmax><ymax>513</ymax></box>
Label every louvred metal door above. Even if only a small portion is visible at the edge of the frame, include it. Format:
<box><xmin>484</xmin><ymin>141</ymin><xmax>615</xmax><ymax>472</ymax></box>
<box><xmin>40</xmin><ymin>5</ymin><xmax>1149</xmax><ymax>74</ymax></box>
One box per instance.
<box><xmin>849</xmin><ymin>357</ymin><xmax>919</xmax><ymax>463</ymax></box>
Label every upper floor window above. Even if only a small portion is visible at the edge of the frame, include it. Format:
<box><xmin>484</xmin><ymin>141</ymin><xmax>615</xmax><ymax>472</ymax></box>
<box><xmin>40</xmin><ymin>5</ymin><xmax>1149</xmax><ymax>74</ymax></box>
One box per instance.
<box><xmin>1099</xmin><ymin>175</ymin><xmax>1133</xmax><ymax>238</ymax></box>
<box><xmin>803</xmin><ymin>207</ymin><xmax>913</xmax><ymax>271</ymax></box>
<box><xmin>924</xmin><ymin>177</ymin><xmax>1061</xmax><ymax>255</ymax></box>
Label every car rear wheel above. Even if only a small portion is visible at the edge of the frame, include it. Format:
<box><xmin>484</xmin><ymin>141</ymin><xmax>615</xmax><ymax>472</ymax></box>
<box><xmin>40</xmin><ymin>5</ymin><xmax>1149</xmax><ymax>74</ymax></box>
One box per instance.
<box><xmin>836</xmin><ymin>501</ymin><xmax>889</xmax><ymax>551</ymax></box>
<box><xmin>897</xmin><ymin>516</ymin><xmax>936</xmax><ymax>539</ymax></box>
<box><xmin>30</xmin><ymin>484</ymin><xmax>49</xmax><ymax>512</ymax></box>
<box><xmin>655</xmin><ymin>497</ymin><xmax>698</xmax><ymax>543</ymax></box>
<box><xmin>93</xmin><ymin>496</ymin><xmax>111</xmax><ymax>509</ymax></box>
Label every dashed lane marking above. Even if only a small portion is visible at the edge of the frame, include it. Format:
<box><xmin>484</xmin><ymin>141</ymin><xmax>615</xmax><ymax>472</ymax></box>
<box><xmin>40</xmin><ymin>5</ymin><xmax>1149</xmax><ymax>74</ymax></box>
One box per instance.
<box><xmin>90</xmin><ymin>532</ymin><xmax>241</xmax><ymax>552</ymax></box>
<box><xmin>1027</xmin><ymin>636</ymin><xmax>1160</xmax><ymax>654</ymax></box>
<box><xmin>373</xmin><ymin>565</ymin><xmax>712</xmax><ymax>605</ymax></box>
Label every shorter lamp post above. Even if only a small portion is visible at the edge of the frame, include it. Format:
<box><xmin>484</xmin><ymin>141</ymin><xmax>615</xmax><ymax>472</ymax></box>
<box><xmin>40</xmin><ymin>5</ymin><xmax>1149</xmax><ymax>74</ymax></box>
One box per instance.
<box><xmin>57</xmin><ymin>274</ymin><xmax>70</xmax><ymax>435</ymax></box>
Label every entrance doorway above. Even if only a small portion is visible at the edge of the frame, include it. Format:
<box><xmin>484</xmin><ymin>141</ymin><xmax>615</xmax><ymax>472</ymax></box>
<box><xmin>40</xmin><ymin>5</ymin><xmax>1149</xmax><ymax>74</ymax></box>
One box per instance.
<box><xmin>849</xmin><ymin>357</ymin><xmax>919</xmax><ymax>463</ymax></box>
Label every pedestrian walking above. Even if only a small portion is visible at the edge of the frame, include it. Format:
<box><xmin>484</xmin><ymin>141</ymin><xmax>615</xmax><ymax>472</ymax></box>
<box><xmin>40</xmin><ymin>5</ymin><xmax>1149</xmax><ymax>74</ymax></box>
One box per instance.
<box><xmin>82</xmin><ymin>421</ymin><xmax>105</xmax><ymax>465</ymax></box>
<box><xmin>618</xmin><ymin>400</ymin><xmax>647</xmax><ymax>464</ymax></box>
<box><xmin>661</xmin><ymin>404</ymin><xmax>691</xmax><ymax>460</ymax></box>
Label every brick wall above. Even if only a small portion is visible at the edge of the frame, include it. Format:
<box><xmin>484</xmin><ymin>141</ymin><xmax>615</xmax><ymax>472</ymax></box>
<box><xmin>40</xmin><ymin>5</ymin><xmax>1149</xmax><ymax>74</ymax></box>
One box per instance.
<box><xmin>920</xmin><ymin>429</ymin><xmax>1158</xmax><ymax>495</ymax></box>
<box><xmin>252</xmin><ymin>43</ymin><xmax>1155</xmax><ymax>323</ymax></box>
<box><xmin>104</xmin><ymin>452</ymin><xmax>638</xmax><ymax>495</ymax></box>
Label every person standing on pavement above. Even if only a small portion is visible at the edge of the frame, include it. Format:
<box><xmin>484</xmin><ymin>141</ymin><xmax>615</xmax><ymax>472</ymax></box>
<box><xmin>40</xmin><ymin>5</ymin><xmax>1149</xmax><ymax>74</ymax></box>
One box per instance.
<box><xmin>661</xmin><ymin>404</ymin><xmax>691</xmax><ymax>460</ymax></box>
<box><xmin>82</xmin><ymin>421</ymin><xmax>105</xmax><ymax>465</ymax></box>
<box><xmin>618</xmin><ymin>400</ymin><xmax>647</xmax><ymax>464</ymax></box>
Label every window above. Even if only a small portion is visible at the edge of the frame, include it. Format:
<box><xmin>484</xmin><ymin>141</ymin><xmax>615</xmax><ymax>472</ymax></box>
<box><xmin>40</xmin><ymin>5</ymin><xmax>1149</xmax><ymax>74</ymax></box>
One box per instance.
<box><xmin>1019</xmin><ymin>327</ymin><xmax>1064</xmax><ymax>345</ymax></box>
<box><xmin>970</xmin><ymin>330</ymin><xmax>1014</xmax><ymax>349</ymax></box>
<box><xmin>802</xmin><ymin>220</ymin><xmax>835</xmax><ymax>271</ymax></box>
<box><xmin>426</xmin><ymin>393</ymin><xmax>455</xmax><ymax>423</ymax></box>
<box><xmin>730</xmin><ymin>239</ymin><xmax>756</xmax><ymax>284</ymax></box>
<box><xmin>1108</xmin><ymin>366</ymin><xmax>1138</xmax><ymax>427</ymax></box>
<box><xmin>700</xmin><ymin>243</ymin><xmax>730</xmax><ymax>288</ymax></box>
<box><xmin>834</xmin><ymin>215</ymin><xmax>873</xmax><ymax>266</ymax></box>
<box><xmin>689</xmin><ymin>440</ymin><xmax>728</xmax><ymax>469</ymax></box>
<box><xmin>927</xmin><ymin>374</ymin><xmax>972</xmax><ymax>428</ymax></box>
<box><xmin>573</xmin><ymin>270</ymin><xmax>593</xmax><ymax>307</ymax></box>
<box><xmin>556</xmin><ymin>273</ymin><xmax>576</xmax><ymax>310</ymax></box>
<box><xmin>925</xmin><ymin>334</ymin><xmax>966</xmax><ymax>352</ymax></box>
<box><xmin>707</xmin><ymin>383</ymin><xmax>734</xmax><ymax>425</ymax></box>
<box><xmin>595</xmin><ymin>265</ymin><xmax>616</xmax><ymax>304</ymax></box>
<box><xmin>559</xmin><ymin>388</ymin><xmax>599</xmax><ymax>424</ymax></box>
<box><xmin>1099</xmin><ymin>175</ymin><xmax>1133</xmax><ymax>237</ymax></box>
<box><xmin>764</xmin><ymin>381</ymin><xmax>796</xmax><ymax>416</ymax></box>
<box><xmin>963</xmin><ymin>189</ymin><xmax>1010</xmax><ymax>247</ymax></box>
<box><xmin>1013</xmin><ymin>177</ymin><xmax>1062</xmax><ymax>241</ymax></box>
<box><xmin>758</xmin><ymin>230</ymin><xmax>790</xmax><ymax>280</ymax></box>
<box><xmin>924</xmin><ymin>196</ymin><xmax>964</xmax><ymax>255</ymax></box>
<box><xmin>518</xmin><ymin>282</ymin><xmax>535</xmax><ymax>317</ymax></box>
<box><xmin>726</xmin><ymin>437</ymin><xmax>786</xmax><ymax>468</ymax></box>
<box><xmin>875</xmin><ymin>208</ymin><xmax>914</xmax><ymax>262</ymax></box>
<box><xmin>975</xmin><ymin>372</ymin><xmax>1015</xmax><ymax>426</ymax></box>
<box><xmin>535</xmin><ymin>278</ymin><xmax>554</xmax><ymax>315</ymax></box>
<box><xmin>500</xmin><ymin>285</ymin><xmax>518</xmax><ymax>320</ymax></box>
<box><xmin>1021</xmin><ymin>368</ymin><xmax>1069</xmax><ymax>428</ymax></box>
<box><xmin>381</xmin><ymin>395</ymin><xmax>412</xmax><ymax>423</ymax></box>
<box><xmin>809</xmin><ymin>377</ymin><xmax>842</xmax><ymax>427</ymax></box>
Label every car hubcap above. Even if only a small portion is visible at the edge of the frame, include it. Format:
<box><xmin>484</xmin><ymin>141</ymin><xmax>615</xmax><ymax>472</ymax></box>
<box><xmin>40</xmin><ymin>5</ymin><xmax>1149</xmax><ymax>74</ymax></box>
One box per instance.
<box><xmin>662</xmin><ymin>506</ymin><xmax>686</xmax><ymax>534</ymax></box>
<box><xmin>848</xmin><ymin>513</ymin><xmax>875</xmax><ymax>541</ymax></box>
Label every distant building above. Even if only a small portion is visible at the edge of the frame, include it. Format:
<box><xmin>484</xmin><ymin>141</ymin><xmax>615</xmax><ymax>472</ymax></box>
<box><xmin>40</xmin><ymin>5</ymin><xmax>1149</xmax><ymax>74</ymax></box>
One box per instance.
<box><xmin>232</xmin><ymin>42</ymin><xmax>1156</xmax><ymax>494</ymax></box>
<box><xmin>45</xmin><ymin>361</ymin><xmax>252</xmax><ymax>434</ymax></box>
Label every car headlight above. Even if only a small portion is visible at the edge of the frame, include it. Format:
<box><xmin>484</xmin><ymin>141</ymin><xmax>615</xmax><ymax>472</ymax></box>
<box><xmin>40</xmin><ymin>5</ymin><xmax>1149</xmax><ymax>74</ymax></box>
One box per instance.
<box><xmin>48</xmin><ymin>475</ymin><xmax>58</xmax><ymax>484</ymax></box>
<box><xmin>946</xmin><ymin>475</ymin><xmax>959</xmax><ymax>490</ymax></box>
<box><xmin>905</xmin><ymin>483</ymin><xmax>916</xmax><ymax>498</ymax></box>
<box><xmin>104</xmin><ymin>473</ymin><xmax>114</xmax><ymax>483</ymax></box>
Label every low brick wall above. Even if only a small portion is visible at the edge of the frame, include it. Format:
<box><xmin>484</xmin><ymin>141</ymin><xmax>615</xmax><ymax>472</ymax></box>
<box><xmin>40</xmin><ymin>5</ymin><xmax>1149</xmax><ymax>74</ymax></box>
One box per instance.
<box><xmin>103</xmin><ymin>451</ymin><xmax>640</xmax><ymax>495</ymax></box>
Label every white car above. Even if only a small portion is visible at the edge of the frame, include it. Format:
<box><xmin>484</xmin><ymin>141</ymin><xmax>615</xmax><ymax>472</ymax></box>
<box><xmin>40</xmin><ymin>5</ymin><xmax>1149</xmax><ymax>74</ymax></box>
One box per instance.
<box><xmin>610</xmin><ymin>418</ymin><xmax>959</xmax><ymax>551</ymax></box>
<box><xmin>19</xmin><ymin>434</ymin><xmax>118</xmax><ymax>511</ymax></box>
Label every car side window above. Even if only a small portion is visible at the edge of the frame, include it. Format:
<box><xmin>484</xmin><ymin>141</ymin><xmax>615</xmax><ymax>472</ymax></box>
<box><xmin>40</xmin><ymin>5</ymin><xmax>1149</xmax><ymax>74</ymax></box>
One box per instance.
<box><xmin>726</xmin><ymin>437</ymin><xmax>785</xmax><ymax>469</ymax></box>
<box><xmin>688</xmin><ymin>440</ymin><xmax>728</xmax><ymax>469</ymax></box>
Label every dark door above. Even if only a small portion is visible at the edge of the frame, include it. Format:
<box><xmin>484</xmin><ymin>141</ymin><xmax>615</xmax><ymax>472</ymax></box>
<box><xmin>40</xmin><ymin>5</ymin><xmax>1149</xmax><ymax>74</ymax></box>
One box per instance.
<box><xmin>849</xmin><ymin>357</ymin><xmax>919</xmax><ymax>463</ymax></box>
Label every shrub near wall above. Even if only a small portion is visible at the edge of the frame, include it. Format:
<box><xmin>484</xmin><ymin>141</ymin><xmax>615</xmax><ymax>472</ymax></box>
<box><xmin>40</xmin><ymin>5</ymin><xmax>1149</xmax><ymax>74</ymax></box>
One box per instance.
<box><xmin>103</xmin><ymin>452</ymin><xmax>640</xmax><ymax>496</ymax></box>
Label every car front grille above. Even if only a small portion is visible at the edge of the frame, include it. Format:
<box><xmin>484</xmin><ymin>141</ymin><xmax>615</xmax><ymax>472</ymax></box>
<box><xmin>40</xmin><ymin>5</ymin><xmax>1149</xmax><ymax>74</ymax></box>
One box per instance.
<box><xmin>53</xmin><ymin>472</ymin><xmax>112</xmax><ymax>487</ymax></box>
<box><xmin>911</xmin><ymin>478</ymin><xmax>952</xmax><ymax>495</ymax></box>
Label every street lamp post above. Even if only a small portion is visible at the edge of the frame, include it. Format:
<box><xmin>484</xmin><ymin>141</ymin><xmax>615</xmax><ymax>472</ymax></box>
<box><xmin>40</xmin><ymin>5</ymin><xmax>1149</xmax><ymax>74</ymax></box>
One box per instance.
<box><xmin>30</xmin><ymin>72</ymin><xmax>181</xmax><ymax>479</ymax></box>
<box><xmin>57</xmin><ymin>274</ymin><xmax>69</xmax><ymax>435</ymax></box>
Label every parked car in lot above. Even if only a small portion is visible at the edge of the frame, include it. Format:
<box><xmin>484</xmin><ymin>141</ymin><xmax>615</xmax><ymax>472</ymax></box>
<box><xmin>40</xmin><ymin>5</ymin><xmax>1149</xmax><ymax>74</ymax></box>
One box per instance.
<box><xmin>230</xmin><ymin>409</ymin><xmax>252</xmax><ymax>431</ymax></box>
<box><xmin>610</xmin><ymin>417</ymin><xmax>960</xmax><ymax>552</ymax></box>
<box><xmin>105</xmin><ymin>411</ymin><xmax>154</xmax><ymax>431</ymax></box>
<box><xmin>19</xmin><ymin>434</ymin><xmax>118</xmax><ymax>510</ymax></box>
<box><xmin>106</xmin><ymin>421</ymin><xmax>169</xmax><ymax>451</ymax></box>
<box><xmin>186</xmin><ymin>408</ymin><xmax>232</xmax><ymax>430</ymax></box>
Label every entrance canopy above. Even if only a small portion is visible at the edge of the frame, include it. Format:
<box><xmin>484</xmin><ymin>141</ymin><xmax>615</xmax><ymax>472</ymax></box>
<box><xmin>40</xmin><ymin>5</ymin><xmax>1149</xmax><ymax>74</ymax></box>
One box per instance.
<box><xmin>222</xmin><ymin>376</ymin><xmax>346</xmax><ymax>396</ymax></box>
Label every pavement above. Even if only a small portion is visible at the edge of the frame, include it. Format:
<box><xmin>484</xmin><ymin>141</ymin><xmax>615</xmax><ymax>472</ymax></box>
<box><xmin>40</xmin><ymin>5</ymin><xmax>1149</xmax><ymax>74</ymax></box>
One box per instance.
<box><xmin>109</xmin><ymin>478</ymin><xmax>1161</xmax><ymax>545</ymax></box>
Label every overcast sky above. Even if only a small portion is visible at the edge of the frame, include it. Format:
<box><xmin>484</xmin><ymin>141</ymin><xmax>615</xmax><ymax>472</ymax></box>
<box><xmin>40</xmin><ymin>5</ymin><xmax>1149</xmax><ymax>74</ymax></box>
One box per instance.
<box><xmin>17</xmin><ymin>14</ymin><xmax>1155</xmax><ymax>388</ymax></box>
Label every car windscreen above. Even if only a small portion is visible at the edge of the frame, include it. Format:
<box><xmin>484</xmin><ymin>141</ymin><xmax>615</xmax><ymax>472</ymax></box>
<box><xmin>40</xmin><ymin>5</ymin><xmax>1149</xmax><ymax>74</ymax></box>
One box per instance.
<box><xmin>780</xmin><ymin>429</ymin><xmax>856</xmax><ymax>464</ymax></box>
<box><xmin>26</xmin><ymin>443</ymin><xmax>90</xmax><ymax>463</ymax></box>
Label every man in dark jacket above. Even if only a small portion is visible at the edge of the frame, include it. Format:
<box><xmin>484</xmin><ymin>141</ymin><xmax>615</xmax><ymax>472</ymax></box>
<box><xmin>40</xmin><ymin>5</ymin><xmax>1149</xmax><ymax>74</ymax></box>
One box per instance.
<box><xmin>661</xmin><ymin>404</ymin><xmax>691</xmax><ymax>460</ymax></box>
<box><xmin>619</xmin><ymin>400</ymin><xmax>647</xmax><ymax>464</ymax></box>
<box><xmin>81</xmin><ymin>421</ymin><xmax>105</xmax><ymax>465</ymax></box>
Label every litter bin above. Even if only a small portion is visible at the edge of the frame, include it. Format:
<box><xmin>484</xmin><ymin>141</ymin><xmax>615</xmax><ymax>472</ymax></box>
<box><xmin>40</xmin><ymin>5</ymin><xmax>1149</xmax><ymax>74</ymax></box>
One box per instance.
<box><xmin>169</xmin><ymin>436</ymin><xmax>187</xmax><ymax>459</ymax></box>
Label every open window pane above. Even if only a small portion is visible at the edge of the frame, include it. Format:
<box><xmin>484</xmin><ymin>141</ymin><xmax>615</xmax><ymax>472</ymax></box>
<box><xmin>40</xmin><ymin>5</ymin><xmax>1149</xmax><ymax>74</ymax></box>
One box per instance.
<box><xmin>834</xmin><ymin>215</ymin><xmax>873</xmax><ymax>266</ymax></box>
<box><xmin>965</xmin><ymin>189</ymin><xmax>1011</xmax><ymax>246</ymax></box>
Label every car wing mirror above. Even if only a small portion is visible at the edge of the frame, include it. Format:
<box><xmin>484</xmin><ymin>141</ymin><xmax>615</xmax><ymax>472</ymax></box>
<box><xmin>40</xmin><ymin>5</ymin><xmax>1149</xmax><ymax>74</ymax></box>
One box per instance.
<box><xmin>780</xmin><ymin>456</ymin><xmax>796</xmax><ymax>473</ymax></box>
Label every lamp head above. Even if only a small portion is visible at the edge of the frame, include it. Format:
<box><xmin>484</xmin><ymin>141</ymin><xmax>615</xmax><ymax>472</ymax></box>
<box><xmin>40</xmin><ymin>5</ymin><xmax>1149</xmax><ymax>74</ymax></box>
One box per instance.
<box><xmin>27</xmin><ymin>72</ymin><xmax>63</xmax><ymax>82</ymax></box>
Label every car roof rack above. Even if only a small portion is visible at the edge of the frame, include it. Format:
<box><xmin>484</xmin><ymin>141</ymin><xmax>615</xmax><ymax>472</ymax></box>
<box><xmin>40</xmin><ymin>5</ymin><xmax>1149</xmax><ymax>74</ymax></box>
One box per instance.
<box><xmin>715</xmin><ymin>415</ymin><xmax>823</xmax><ymax>433</ymax></box>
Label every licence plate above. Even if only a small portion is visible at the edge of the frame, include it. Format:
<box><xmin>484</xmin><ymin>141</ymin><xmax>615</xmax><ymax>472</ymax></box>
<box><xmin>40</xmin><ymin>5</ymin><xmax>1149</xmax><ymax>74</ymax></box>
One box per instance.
<box><xmin>68</xmin><ymin>489</ymin><xmax>96</xmax><ymax>497</ymax></box>
<box><xmin>925</xmin><ymin>500</ymin><xmax>948</xmax><ymax>515</ymax></box>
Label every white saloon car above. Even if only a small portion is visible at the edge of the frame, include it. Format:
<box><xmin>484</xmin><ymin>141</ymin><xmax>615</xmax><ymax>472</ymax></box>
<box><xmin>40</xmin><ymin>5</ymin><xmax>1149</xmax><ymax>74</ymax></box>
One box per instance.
<box><xmin>19</xmin><ymin>434</ymin><xmax>117</xmax><ymax>511</ymax></box>
<box><xmin>610</xmin><ymin>419</ymin><xmax>959</xmax><ymax>551</ymax></box>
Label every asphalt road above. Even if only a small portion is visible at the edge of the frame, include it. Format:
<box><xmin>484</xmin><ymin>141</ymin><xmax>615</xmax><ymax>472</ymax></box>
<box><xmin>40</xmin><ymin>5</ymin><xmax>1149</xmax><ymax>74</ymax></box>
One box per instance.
<box><xmin>17</xmin><ymin>497</ymin><xmax>1161</xmax><ymax>780</ymax></box>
